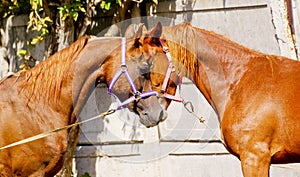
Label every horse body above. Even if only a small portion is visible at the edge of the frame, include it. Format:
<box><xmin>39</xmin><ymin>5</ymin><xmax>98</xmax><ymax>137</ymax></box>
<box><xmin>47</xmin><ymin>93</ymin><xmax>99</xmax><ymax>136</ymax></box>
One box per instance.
<box><xmin>145</xmin><ymin>22</ymin><xmax>300</xmax><ymax>177</ymax></box>
<box><xmin>0</xmin><ymin>37</ymin><xmax>90</xmax><ymax>176</ymax></box>
<box><xmin>0</xmin><ymin>28</ymin><xmax>166</xmax><ymax>176</ymax></box>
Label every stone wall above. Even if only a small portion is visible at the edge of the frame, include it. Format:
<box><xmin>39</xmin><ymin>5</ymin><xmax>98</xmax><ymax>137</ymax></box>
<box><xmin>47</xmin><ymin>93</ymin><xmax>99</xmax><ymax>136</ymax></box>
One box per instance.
<box><xmin>1</xmin><ymin>15</ymin><xmax>49</xmax><ymax>76</ymax></box>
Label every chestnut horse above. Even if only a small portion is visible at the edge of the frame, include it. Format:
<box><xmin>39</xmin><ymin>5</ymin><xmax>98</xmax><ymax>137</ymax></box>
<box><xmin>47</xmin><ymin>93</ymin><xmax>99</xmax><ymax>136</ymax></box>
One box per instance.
<box><xmin>0</xmin><ymin>27</ymin><xmax>166</xmax><ymax>176</ymax></box>
<box><xmin>141</xmin><ymin>22</ymin><xmax>300</xmax><ymax>177</ymax></box>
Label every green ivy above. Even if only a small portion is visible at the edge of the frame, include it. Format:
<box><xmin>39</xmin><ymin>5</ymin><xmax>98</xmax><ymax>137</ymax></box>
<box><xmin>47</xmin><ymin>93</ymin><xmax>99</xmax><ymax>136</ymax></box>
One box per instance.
<box><xmin>100</xmin><ymin>0</ymin><xmax>158</xmax><ymax>11</ymax></box>
<box><xmin>26</xmin><ymin>0</ymin><xmax>52</xmax><ymax>45</ymax></box>
<box><xmin>17</xmin><ymin>48</ymin><xmax>36</xmax><ymax>70</ymax></box>
<box><xmin>57</xmin><ymin>0</ymin><xmax>86</xmax><ymax>21</ymax></box>
<box><xmin>80</xmin><ymin>172</ymin><xmax>91</xmax><ymax>177</ymax></box>
<box><xmin>2</xmin><ymin>0</ymin><xmax>161</xmax><ymax>70</ymax></box>
<box><xmin>0</xmin><ymin>0</ymin><xmax>31</xmax><ymax>18</ymax></box>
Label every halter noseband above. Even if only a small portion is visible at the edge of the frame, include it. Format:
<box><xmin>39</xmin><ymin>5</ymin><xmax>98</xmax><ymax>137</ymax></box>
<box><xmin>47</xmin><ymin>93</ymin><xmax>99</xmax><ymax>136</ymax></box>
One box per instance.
<box><xmin>108</xmin><ymin>38</ymin><xmax>158</xmax><ymax>109</ymax></box>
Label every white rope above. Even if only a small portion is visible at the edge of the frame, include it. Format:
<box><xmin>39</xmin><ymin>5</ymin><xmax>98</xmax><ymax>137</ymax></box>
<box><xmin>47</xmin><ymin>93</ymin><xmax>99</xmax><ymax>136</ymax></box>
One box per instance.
<box><xmin>0</xmin><ymin>109</ymin><xmax>116</xmax><ymax>150</ymax></box>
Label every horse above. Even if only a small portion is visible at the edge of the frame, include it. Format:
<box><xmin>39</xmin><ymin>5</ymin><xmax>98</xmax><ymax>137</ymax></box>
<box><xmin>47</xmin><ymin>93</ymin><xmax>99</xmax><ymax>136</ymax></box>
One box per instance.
<box><xmin>0</xmin><ymin>24</ymin><xmax>167</xmax><ymax>176</ymax></box>
<box><xmin>139</xmin><ymin>22</ymin><xmax>300</xmax><ymax>177</ymax></box>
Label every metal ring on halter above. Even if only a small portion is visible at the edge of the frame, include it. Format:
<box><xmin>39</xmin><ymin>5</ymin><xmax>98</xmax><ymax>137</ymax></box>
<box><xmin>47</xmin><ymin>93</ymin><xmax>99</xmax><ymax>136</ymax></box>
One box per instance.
<box><xmin>134</xmin><ymin>91</ymin><xmax>141</xmax><ymax>101</ymax></box>
<box><xmin>158</xmin><ymin>90</ymin><xmax>165</xmax><ymax>100</ymax></box>
<box><xmin>159</xmin><ymin>89</ymin><xmax>165</xmax><ymax>95</ymax></box>
<box><xmin>120</xmin><ymin>64</ymin><xmax>128</xmax><ymax>71</ymax></box>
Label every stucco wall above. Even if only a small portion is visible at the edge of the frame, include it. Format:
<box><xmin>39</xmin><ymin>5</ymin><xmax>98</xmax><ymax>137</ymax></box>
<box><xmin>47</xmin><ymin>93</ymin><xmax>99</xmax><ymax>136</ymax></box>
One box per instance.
<box><xmin>74</xmin><ymin>0</ymin><xmax>300</xmax><ymax>176</ymax></box>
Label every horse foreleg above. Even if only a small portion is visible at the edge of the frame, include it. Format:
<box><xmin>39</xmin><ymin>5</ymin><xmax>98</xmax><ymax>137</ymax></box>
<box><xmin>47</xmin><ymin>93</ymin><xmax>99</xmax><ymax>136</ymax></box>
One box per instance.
<box><xmin>240</xmin><ymin>144</ymin><xmax>271</xmax><ymax>177</ymax></box>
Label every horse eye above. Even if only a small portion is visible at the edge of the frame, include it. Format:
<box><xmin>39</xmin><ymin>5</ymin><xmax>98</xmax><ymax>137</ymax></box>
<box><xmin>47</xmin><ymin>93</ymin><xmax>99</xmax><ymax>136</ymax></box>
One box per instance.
<box><xmin>154</xmin><ymin>83</ymin><xmax>160</xmax><ymax>87</ymax></box>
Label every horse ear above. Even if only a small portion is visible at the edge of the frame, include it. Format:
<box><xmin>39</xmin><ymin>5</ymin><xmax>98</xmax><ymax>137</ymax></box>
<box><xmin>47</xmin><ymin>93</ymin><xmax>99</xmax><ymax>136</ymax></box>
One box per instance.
<box><xmin>148</xmin><ymin>22</ymin><xmax>162</xmax><ymax>46</ymax></box>
<box><xmin>133</xmin><ymin>23</ymin><xmax>145</xmax><ymax>39</ymax></box>
<box><xmin>133</xmin><ymin>23</ymin><xmax>146</xmax><ymax>48</ymax></box>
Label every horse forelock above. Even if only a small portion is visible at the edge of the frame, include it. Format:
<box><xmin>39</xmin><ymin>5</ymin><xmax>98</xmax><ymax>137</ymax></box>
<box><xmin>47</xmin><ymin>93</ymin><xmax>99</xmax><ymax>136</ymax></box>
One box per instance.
<box><xmin>19</xmin><ymin>36</ymin><xmax>90</xmax><ymax>105</ymax></box>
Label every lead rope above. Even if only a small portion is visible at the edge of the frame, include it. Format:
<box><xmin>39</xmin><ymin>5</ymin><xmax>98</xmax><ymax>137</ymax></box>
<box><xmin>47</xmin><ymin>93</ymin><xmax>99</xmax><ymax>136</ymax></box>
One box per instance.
<box><xmin>0</xmin><ymin>109</ymin><xmax>116</xmax><ymax>150</ymax></box>
<box><xmin>182</xmin><ymin>100</ymin><xmax>225</xmax><ymax>145</ymax></box>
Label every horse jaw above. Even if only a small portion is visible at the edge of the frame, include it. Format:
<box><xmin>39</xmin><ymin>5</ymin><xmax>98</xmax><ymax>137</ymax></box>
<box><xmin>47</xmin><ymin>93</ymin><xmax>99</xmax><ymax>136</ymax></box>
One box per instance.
<box><xmin>72</xmin><ymin>69</ymin><xmax>102</xmax><ymax>119</ymax></box>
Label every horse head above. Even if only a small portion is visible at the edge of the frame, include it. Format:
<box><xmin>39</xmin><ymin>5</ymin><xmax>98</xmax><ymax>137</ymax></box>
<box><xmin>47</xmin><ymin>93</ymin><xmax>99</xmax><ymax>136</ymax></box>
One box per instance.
<box><xmin>131</xmin><ymin>22</ymin><xmax>182</xmax><ymax>126</ymax></box>
<box><xmin>100</xmin><ymin>24</ymin><xmax>172</xmax><ymax>127</ymax></box>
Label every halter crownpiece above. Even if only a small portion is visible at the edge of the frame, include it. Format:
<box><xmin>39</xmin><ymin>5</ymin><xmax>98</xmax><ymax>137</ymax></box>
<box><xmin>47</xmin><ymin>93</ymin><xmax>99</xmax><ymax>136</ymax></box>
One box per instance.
<box><xmin>107</xmin><ymin>37</ymin><xmax>158</xmax><ymax>110</ymax></box>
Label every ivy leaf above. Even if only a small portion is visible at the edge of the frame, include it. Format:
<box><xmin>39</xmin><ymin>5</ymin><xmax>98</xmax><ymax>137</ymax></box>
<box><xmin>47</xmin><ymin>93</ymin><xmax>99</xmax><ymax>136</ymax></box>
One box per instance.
<box><xmin>31</xmin><ymin>37</ymin><xmax>41</xmax><ymax>44</ymax></box>
<box><xmin>117</xmin><ymin>0</ymin><xmax>122</xmax><ymax>6</ymax></box>
<box><xmin>19</xmin><ymin>64</ymin><xmax>27</xmax><ymax>70</ymax></box>
<box><xmin>17</xmin><ymin>49</ymin><xmax>27</xmax><ymax>57</ymax></box>
<box><xmin>105</xmin><ymin>2</ymin><xmax>111</xmax><ymax>10</ymax></box>
<box><xmin>73</xmin><ymin>12</ymin><xmax>79</xmax><ymax>21</ymax></box>
<box><xmin>153</xmin><ymin>0</ymin><xmax>158</xmax><ymax>4</ymax></box>
<box><xmin>79</xmin><ymin>6</ymin><xmax>86</xmax><ymax>13</ymax></box>
<box><xmin>80</xmin><ymin>172</ymin><xmax>91</xmax><ymax>177</ymax></box>
<box><xmin>100</xmin><ymin>1</ymin><xmax>112</xmax><ymax>11</ymax></box>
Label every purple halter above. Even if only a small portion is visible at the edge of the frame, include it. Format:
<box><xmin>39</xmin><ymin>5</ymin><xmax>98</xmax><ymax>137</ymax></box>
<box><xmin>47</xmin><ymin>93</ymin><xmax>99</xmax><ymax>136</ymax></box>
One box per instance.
<box><xmin>107</xmin><ymin>38</ymin><xmax>158</xmax><ymax>110</ymax></box>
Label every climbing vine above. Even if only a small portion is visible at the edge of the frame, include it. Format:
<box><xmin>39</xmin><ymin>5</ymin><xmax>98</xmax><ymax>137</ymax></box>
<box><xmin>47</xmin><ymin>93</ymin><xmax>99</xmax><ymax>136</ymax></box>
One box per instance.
<box><xmin>57</xmin><ymin>0</ymin><xmax>86</xmax><ymax>21</ymax></box>
<box><xmin>1</xmin><ymin>0</ymin><xmax>160</xmax><ymax>70</ymax></box>
<box><xmin>27</xmin><ymin>0</ymin><xmax>52</xmax><ymax>45</ymax></box>
<box><xmin>0</xmin><ymin>0</ymin><xmax>30</xmax><ymax>18</ymax></box>
<box><xmin>1</xmin><ymin>0</ymin><xmax>158</xmax><ymax>46</ymax></box>
<box><xmin>100</xmin><ymin>0</ymin><xmax>158</xmax><ymax>11</ymax></box>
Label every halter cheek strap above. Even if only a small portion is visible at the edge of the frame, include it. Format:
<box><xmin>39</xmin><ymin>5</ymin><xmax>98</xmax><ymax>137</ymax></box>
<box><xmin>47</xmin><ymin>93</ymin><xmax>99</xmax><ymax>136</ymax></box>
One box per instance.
<box><xmin>108</xmin><ymin>38</ymin><xmax>158</xmax><ymax>110</ymax></box>
<box><xmin>159</xmin><ymin>39</ymin><xmax>183</xmax><ymax>102</ymax></box>
<box><xmin>108</xmin><ymin>38</ymin><xmax>138</xmax><ymax>94</ymax></box>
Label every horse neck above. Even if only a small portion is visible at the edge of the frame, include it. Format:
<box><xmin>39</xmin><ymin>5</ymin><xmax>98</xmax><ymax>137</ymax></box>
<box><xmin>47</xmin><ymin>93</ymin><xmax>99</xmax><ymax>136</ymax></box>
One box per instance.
<box><xmin>164</xmin><ymin>24</ymin><xmax>262</xmax><ymax>118</ymax></box>
<box><xmin>16</xmin><ymin>37</ymin><xmax>89</xmax><ymax>121</ymax></box>
<box><xmin>18</xmin><ymin>37</ymin><xmax>121</xmax><ymax>123</ymax></box>
<box><xmin>66</xmin><ymin>38</ymin><xmax>122</xmax><ymax>120</ymax></box>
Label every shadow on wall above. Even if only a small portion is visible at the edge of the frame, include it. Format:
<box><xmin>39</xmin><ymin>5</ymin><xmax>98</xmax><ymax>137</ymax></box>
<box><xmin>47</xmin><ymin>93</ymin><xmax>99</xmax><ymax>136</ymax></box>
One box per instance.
<box><xmin>75</xmin><ymin>87</ymin><xmax>108</xmax><ymax>177</ymax></box>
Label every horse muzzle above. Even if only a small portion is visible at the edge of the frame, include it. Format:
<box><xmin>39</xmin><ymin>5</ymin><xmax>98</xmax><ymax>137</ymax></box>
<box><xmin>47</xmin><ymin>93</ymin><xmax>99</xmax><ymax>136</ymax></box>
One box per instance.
<box><xmin>139</xmin><ymin>108</ymin><xmax>168</xmax><ymax>128</ymax></box>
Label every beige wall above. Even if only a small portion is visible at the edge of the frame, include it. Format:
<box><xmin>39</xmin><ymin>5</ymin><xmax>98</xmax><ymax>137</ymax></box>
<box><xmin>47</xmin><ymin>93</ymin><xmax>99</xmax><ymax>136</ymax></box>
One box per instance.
<box><xmin>75</xmin><ymin>1</ymin><xmax>300</xmax><ymax>176</ymax></box>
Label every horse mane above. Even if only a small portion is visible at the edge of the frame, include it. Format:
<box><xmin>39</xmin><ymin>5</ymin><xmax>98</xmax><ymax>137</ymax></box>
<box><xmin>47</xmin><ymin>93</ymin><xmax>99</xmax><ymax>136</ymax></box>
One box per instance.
<box><xmin>19</xmin><ymin>36</ymin><xmax>90</xmax><ymax>104</ymax></box>
<box><xmin>162</xmin><ymin>22</ymin><xmax>202</xmax><ymax>80</ymax></box>
<box><xmin>163</xmin><ymin>22</ymin><xmax>263</xmax><ymax>80</ymax></box>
